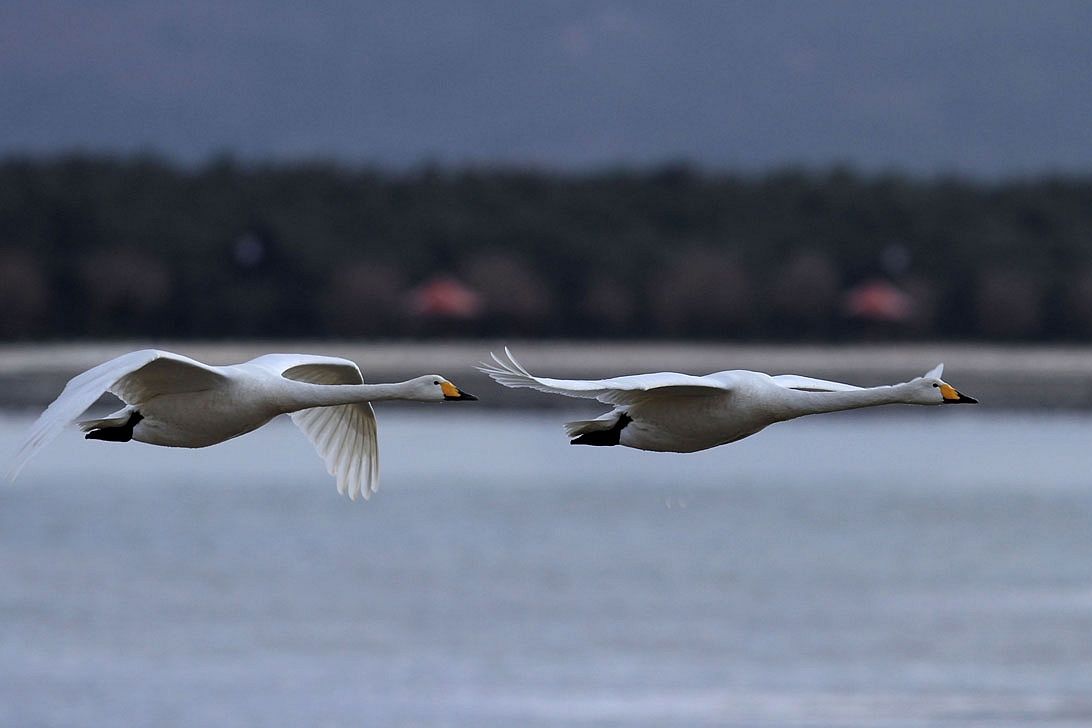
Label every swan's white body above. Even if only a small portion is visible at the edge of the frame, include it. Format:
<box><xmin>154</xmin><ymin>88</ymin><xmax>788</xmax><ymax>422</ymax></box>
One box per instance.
<box><xmin>7</xmin><ymin>350</ymin><xmax>475</xmax><ymax>500</ymax></box>
<box><xmin>479</xmin><ymin>349</ymin><xmax>976</xmax><ymax>452</ymax></box>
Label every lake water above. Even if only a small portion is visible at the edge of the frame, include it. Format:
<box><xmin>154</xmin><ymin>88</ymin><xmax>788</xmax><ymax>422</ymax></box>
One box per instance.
<box><xmin>1</xmin><ymin>408</ymin><xmax>1091</xmax><ymax>727</ymax></box>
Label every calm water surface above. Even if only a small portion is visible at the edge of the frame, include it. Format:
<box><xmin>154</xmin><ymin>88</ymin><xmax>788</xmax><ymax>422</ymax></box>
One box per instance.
<box><xmin>1</xmin><ymin>408</ymin><xmax>1091</xmax><ymax>727</ymax></box>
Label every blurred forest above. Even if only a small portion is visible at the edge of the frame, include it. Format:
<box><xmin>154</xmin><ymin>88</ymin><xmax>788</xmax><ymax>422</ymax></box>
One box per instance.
<box><xmin>2</xmin><ymin>155</ymin><xmax>1092</xmax><ymax>341</ymax></box>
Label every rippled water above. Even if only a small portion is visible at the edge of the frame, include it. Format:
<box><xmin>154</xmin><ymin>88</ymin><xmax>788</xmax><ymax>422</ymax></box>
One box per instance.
<box><xmin>2</xmin><ymin>408</ymin><xmax>1091</xmax><ymax>727</ymax></box>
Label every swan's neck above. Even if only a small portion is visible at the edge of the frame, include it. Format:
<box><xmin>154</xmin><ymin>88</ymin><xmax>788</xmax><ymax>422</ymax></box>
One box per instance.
<box><xmin>780</xmin><ymin>383</ymin><xmax>913</xmax><ymax>419</ymax></box>
<box><xmin>279</xmin><ymin>381</ymin><xmax>416</xmax><ymax>412</ymax></box>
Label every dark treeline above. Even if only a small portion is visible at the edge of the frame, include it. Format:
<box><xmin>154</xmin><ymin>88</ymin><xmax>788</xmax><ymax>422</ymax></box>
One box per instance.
<box><xmin>3</xmin><ymin>155</ymin><xmax>1092</xmax><ymax>341</ymax></box>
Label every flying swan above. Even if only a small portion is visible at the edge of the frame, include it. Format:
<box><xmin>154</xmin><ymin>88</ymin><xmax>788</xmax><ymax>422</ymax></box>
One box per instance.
<box><xmin>7</xmin><ymin>350</ymin><xmax>476</xmax><ymax>499</ymax></box>
<box><xmin>479</xmin><ymin>348</ymin><xmax>976</xmax><ymax>452</ymax></box>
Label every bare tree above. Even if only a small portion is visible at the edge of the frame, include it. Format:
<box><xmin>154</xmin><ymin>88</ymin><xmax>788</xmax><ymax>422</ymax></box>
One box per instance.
<box><xmin>78</xmin><ymin>247</ymin><xmax>173</xmax><ymax>335</ymax></box>
<box><xmin>464</xmin><ymin>252</ymin><xmax>556</xmax><ymax>334</ymax></box>
<box><xmin>649</xmin><ymin>248</ymin><xmax>753</xmax><ymax>337</ymax></box>
<box><xmin>0</xmin><ymin>249</ymin><xmax>49</xmax><ymax>337</ymax></box>
<box><xmin>1065</xmin><ymin>267</ymin><xmax>1092</xmax><ymax>337</ymax></box>
<box><xmin>768</xmin><ymin>250</ymin><xmax>840</xmax><ymax>336</ymax></box>
<box><xmin>322</xmin><ymin>260</ymin><xmax>407</xmax><ymax>337</ymax></box>
<box><xmin>975</xmin><ymin>268</ymin><xmax>1044</xmax><ymax>338</ymax></box>
<box><xmin>580</xmin><ymin>276</ymin><xmax>636</xmax><ymax>335</ymax></box>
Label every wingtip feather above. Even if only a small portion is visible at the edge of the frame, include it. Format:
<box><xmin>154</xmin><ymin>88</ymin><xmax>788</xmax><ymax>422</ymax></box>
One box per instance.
<box><xmin>504</xmin><ymin>347</ymin><xmax>533</xmax><ymax>376</ymax></box>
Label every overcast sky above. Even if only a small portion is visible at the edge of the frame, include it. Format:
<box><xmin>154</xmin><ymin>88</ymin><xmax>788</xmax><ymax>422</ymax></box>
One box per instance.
<box><xmin>2</xmin><ymin>1</ymin><xmax>1090</xmax><ymax>175</ymax></box>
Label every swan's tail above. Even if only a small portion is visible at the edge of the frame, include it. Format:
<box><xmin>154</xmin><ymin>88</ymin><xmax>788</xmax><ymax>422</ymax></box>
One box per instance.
<box><xmin>564</xmin><ymin>415</ymin><xmax>617</xmax><ymax>439</ymax></box>
<box><xmin>77</xmin><ymin>407</ymin><xmax>136</xmax><ymax>432</ymax></box>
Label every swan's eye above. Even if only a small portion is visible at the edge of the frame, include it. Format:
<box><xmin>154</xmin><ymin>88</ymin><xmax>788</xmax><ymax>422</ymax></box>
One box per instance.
<box><xmin>433</xmin><ymin>380</ymin><xmax>440</xmax><ymax>385</ymax></box>
<box><xmin>932</xmin><ymin>383</ymin><xmax>939</xmax><ymax>387</ymax></box>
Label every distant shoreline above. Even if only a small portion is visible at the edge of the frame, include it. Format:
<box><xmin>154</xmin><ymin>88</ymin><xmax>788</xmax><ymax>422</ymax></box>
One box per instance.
<box><xmin>2</xmin><ymin>340</ymin><xmax>1091</xmax><ymax>409</ymax></box>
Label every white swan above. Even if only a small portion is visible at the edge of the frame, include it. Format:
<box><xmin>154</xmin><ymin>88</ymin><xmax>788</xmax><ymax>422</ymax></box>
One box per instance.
<box><xmin>7</xmin><ymin>349</ymin><xmax>476</xmax><ymax>499</ymax></box>
<box><xmin>479</xmin><ymin>348</ymin><xmax>976</xmax><ymax>452</ymax></box>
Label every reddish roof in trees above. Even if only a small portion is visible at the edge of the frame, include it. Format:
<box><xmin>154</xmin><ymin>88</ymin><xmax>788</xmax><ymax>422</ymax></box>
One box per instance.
<box><xmin>843</xmin><ymin>279</ymin><xmax>914</xmax><ymax>322</ymax></box>
<box><xmin>408</xmin><ymin>276</ymin><xmax>483</xmax><ymax>319</ymax></box>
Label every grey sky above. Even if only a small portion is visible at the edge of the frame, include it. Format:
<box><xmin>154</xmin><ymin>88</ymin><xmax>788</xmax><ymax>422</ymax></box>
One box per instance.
<box><xmin>2</xmin><ymin>1</ymin><xmax>1090</xmax><ymax>175</ymax></box>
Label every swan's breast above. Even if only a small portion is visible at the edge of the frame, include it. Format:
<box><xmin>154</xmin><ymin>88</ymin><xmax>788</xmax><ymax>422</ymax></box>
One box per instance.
<box><xmin>623</xmin><ymin>392</ymin><xmax>770</xmax><ymax>452</ymax></box>
<box><xmin>132</xmin><ymin>383</ymin><xmax>280</xmax><ymax>448</ymax></box>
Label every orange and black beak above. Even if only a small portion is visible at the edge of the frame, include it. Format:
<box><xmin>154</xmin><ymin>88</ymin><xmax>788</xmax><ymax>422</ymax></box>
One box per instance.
<box><xmin>940</xmin><ymin>383</ymin><xmax>978</xmax><ymax>404</ymax></box>
<box><xmin>440</xmin><ymin>381</ymin><xmax>477</xmax><ymax>401</ymax></box>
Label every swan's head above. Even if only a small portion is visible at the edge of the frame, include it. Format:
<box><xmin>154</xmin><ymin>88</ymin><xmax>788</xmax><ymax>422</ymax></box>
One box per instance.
<box><xmin>911</xmin><ymin>363</ymin><xmax>978</xmax><ymax>405</ymax></box>
<box><xmin>408</xmin><ymin>375</ymin><xmax>477</xmax><ymax>402</ymax></box>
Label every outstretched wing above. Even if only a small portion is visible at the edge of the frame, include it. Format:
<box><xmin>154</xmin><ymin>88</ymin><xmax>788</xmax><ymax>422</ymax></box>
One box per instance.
<box><xmin>7</xmin><ymin>349</ymin><xmax>226</xmax><ymax>482</ymax></box>
<box><xmin>770</xmin><ymin>374</ymin><xmax>863</xmax><ymax>393</ymax></box>
<box><xmin>477</xmin><ymin>348</ymin><xmax>733</xmax><ymax>406</ymax></box>
<box><xmin>251</xmin><ymin>354</ymin><xmax>379</xmax><ymax>501</ymax></box>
